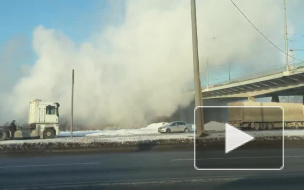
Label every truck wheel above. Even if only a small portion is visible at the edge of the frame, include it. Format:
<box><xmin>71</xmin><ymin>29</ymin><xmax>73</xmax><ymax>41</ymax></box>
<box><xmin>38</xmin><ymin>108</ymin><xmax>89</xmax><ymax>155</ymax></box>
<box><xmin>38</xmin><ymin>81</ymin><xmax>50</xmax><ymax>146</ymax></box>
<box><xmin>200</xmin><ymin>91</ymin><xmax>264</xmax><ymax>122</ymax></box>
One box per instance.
<box><xmin>0</xmin><ymin>130</ymin><xmax>8</xmax><ymax>141</ymax></box>
<box><xmin>295</xmin><ymin>123</ymin><xmax>299</xmax><ymax>129</ymax></box>
<box><xmin>261</xmin><ymin>124</ymin><xmax>266</xmax><ymax>130</ymax></box>
<box><xmin>43</xmin><ymin>129</ymin><xmax>55</xmax><ymax>139</ymax></box>
<box><xmin>267</xmin><ymin>125</ymin><xmax>273</xmax><ymax>130</ymax></box>
<box><xmin>254</xmin><ymin>124</ymin><xmax>260</xmax><ymax>130</ymax></box>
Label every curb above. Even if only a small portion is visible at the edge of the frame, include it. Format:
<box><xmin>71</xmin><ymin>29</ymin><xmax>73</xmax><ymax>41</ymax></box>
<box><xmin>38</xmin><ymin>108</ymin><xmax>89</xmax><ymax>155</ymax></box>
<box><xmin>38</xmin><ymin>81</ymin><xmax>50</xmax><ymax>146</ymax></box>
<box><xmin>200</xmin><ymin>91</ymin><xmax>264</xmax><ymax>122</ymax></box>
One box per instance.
<box><xmin>0</xmin><ymin>136</ymin><xmax>303</xmax><ymax>153</ymax></box>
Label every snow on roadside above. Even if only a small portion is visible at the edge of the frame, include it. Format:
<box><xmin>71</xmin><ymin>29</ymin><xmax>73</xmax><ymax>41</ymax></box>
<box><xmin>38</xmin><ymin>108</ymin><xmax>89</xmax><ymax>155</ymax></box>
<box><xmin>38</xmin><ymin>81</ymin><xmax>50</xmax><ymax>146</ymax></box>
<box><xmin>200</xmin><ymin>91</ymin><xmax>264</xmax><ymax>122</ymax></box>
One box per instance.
<box><xmin>58</xmin><ymin>121</ymin><xmax>225</xmax><ymax>138</ymax></box>
<box><xmin>0</xmin><ymin>133</ymin><xmax>193</xmax><ymax>145</ymax></box>
<box><xmin>58</xmin><ymin>121</ymin><xmax>304</xmax><ymax>138</ymax></box>
<box><xmin>3</xmin><ymin>122</ymin><xmax>303</xmax><ymax>146</ymax></box>
<box><xmin>204</xmin><ymin>121</ymin><xmax>225</xmax><ymax>131</ymax></box>
<box><xmin>59</xmin><ymin>122</ymin><xmax>168</xmax><ymax>137</ymax></box>
<box><xmin>59</xmin><ymin>131</ymin><xmax>103</xmax><ymax>137</ymax></box>
<box><xmin>2</xmin><ymin>129</ymin><xmax>303</xmax><ymax>145</ymax></box>
<box><xmin>2</xmin><ymin>128</ymin><xmax>304</xmax><ymax>146</ymax></box>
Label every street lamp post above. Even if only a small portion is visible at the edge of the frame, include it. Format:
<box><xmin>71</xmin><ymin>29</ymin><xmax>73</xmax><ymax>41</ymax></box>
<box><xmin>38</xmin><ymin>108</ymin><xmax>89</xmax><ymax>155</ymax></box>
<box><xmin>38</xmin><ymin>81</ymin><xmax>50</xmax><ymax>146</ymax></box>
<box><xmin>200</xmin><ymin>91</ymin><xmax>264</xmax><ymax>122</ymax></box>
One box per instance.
<box><xmin>283</xmin><ymin>0</ymin><xmax>289</xmax><ymax>72</ymax></box>
<box><xmin>228</xmin><ymin>63</ymin><xmax>231</xmax><ymax>81</ymax></box>
<box><xmin>207</xmin><ymin>61</ymin><xmax>209</xmax><ymax>89</ymax></box>
<box><xmin>71</xmin><ymin>69</ymin><xmax>74</xmax><ymax>138</ymax></box>
<box><xmin>289</xmin><ymin>49</ymin><xmax>295</xmax><ymax>67</ymax></box>
<box><xmin>290</xmin><ymin>49</ymin><xmax>304</xmax><ymax>67</ymax></box>
<box><xmin>190</xmin><ymin>0</ymin><xmax>205</xmax><ymax>137</ymax></box>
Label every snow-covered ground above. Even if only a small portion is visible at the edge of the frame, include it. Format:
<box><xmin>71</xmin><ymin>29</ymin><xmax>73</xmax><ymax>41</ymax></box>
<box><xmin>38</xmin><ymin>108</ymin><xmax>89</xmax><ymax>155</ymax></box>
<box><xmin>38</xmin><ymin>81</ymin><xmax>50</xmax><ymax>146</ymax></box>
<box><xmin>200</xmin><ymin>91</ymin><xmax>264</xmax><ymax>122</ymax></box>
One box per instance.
<box><xmin>58</xmin><ymin>122</ymin><xmax>169</xmax><ymax>137</ymax></box>
<box><xmin>58</xmin><ymin>121</ymin><xmax>225</xmax><ymax>138</ymax></box>
<box><xmin>1</xmin><ymin>121</ymin><xmax>304</xmax><ymax>146</ymax></box>
<box><xmin>204</xmin><ymin>121</ymin><xmax>225</xmax><ymax>131</ymax></box>
<box><xmin>0</xmin><ymin>122</ymin><xmax>227</xmax><ymax>145</ymax></box>
<box><xmin>1</xmin><ymin>129</ymin><xmax>304</xmax><ymax>146</ymax></box>
<box><xmin>55</xmin><ymin>120</ymin><xmax>304</xmax><ymax>141</ymax></box>
<box><xmin>0</xmin><ymin>133</ymin><xmax>193</xmax><ymax>145</ymax></box>
<box><xmin>57</xmin><ymin>121</ymin><xmax>304</xmax><ymax>138</ymax></box>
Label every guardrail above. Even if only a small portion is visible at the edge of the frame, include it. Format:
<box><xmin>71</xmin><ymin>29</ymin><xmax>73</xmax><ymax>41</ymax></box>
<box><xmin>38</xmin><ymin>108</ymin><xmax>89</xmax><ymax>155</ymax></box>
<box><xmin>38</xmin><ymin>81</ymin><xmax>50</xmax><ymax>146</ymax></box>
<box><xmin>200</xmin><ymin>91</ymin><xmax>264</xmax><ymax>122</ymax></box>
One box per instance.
<box><xmin>202</xmin><ymin>62</ymin><xmax>304</xmax><ymax>89</ymax></box>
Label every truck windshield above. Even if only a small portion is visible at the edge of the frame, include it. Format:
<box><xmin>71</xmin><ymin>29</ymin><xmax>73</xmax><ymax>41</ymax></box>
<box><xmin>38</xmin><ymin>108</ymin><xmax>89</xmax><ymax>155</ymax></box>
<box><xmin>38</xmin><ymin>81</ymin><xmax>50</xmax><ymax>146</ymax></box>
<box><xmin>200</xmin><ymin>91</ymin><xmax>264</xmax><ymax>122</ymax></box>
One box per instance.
<box><xmin>46</xmin><ymin>106</ymin><xmax>56</xmax><ymax>115</ymax></box>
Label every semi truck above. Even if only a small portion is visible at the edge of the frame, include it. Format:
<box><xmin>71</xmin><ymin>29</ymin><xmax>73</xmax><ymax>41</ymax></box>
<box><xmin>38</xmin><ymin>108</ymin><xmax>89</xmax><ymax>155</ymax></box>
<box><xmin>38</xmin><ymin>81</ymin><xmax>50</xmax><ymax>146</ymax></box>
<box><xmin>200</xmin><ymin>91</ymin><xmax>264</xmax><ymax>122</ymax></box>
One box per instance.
<box><xmin>228</xmin><ymin>101</ymin><xmax>304</xmax><ymax>130</ymax></box>
<box><xmin>0</xmin><ymin>99</ymin><xmax>60</xmax><ymax>140</ymax></box>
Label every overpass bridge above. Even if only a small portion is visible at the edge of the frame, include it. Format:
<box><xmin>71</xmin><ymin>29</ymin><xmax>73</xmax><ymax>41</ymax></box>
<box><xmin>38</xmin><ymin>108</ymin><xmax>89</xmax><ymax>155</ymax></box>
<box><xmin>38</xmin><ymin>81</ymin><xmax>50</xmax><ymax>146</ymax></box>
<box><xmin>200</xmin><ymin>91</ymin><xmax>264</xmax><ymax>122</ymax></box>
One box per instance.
<box><xmin>202</xmin><ymin>63</ymin><xmax>304</xmax><ymax>101</ymax></box>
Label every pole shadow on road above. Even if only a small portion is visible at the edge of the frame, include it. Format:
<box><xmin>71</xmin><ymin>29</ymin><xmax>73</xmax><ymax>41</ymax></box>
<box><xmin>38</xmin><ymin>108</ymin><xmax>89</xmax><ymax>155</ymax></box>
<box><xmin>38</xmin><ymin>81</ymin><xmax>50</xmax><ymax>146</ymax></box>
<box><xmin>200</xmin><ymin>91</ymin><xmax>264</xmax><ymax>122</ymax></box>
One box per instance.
<box><xmin>214</xmin><ymin>175</ymin><xmax>304</xmax><ymax>190</ymax></box>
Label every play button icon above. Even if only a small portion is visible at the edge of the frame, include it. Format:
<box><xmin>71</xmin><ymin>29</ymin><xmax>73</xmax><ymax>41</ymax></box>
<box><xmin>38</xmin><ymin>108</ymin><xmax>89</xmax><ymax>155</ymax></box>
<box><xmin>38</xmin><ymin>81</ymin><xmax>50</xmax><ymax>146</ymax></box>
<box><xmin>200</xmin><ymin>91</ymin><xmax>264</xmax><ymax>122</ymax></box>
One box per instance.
<box><xmin>225</xmin><ymin>123</ymin><xmax>254</xmax><ymax>154</ymax></box>
<box><xmin>195</xmin><ymin>106</ymin><xmax>283</xmax><ymax>170</ymax></box>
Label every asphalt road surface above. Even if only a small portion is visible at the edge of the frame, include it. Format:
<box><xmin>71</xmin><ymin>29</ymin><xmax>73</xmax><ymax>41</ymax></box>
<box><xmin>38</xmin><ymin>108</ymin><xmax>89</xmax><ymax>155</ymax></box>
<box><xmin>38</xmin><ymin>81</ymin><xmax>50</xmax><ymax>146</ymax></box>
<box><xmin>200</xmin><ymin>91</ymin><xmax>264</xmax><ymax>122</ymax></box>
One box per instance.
<box><xmin>0</xmin><ymin>147</ymin><xmax>304</xmax><ymax>190</ymax></box>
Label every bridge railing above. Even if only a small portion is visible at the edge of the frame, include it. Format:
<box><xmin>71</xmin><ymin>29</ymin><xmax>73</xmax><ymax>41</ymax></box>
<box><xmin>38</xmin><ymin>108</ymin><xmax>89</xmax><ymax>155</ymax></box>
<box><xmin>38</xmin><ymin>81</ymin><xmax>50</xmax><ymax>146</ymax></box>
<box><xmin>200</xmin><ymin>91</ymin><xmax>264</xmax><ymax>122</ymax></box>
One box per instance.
<box><xmin>203</xmin><ymin>62</ymin><xmax>304</xmax><ymax>89</ymax></box>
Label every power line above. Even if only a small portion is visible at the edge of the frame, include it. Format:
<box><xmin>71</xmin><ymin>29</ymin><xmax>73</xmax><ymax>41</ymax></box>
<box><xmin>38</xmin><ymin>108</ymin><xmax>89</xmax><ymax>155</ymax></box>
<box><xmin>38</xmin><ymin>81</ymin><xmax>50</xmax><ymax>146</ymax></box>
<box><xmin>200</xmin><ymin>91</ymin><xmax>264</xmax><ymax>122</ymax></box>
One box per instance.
<box><xmin>288</xmin><ymin>33</ymin><xmax>304</xmax><ymax>43</ymax></box>
<box><xmin>230</xmin><ymin>0</ymin><xmax>304</xmax><ymax>62</ymax></box>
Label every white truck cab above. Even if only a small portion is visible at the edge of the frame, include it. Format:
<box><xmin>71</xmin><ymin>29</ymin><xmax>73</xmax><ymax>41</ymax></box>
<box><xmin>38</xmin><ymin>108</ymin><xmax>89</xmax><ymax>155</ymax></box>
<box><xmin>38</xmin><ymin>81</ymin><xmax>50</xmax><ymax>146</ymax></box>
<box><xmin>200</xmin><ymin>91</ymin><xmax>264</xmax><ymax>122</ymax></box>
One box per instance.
<box><xmin>0</xmin><ymin>99</ymin><xmax>60</xmax><ymax>140</ymax></box>
<box><xmin>27</xmin><ymin>99</ymin><xmax>60</xmax><ymax>138</ymax></box>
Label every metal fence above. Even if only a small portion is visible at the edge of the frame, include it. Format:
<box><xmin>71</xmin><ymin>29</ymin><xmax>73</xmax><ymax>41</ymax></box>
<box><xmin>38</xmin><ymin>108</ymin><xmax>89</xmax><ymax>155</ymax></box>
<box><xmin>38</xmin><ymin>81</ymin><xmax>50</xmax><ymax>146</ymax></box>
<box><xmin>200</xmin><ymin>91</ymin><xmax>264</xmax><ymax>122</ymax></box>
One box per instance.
<box><xmin>204</xmin><ymin>62</ymin><xmax>304</xmax><ymax>89</ymax></box>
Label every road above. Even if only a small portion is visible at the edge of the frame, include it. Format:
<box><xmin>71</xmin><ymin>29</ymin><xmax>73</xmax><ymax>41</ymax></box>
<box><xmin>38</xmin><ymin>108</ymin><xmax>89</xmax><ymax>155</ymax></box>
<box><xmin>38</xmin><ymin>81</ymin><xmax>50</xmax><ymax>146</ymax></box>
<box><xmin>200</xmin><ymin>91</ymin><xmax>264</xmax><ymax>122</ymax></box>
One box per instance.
<box><xmin>0</xmin><ymin>147</ymin><xmax>304</xmax><ymax>189</ymax></box>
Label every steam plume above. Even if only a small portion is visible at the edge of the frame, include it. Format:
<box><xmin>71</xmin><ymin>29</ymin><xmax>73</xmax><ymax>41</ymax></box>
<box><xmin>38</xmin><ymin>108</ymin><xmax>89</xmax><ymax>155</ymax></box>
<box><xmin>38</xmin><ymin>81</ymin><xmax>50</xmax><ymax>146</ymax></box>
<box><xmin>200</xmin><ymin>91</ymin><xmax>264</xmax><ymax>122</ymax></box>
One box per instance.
<box><xmin>0</xmin><ymin>0</ymin><xmax>298</xmax><ymax>128</ymax></box>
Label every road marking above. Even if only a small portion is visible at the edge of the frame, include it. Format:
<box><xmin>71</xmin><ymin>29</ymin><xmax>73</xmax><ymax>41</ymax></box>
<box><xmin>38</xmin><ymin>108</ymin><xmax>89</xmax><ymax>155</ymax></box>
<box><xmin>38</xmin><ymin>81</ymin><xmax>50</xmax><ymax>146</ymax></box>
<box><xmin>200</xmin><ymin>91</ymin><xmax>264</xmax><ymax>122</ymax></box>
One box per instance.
<box><xmin>0</xmin><ymin>176</ymin><xmax>244</xmax><ymax>189</ymax></box>
<box><xmin>171</xmin><ymin>155</ymin><xmax>303</xmax><ymax>161</ymax></box>
<box><xmin>0</xmin><ymin>162</ymin><xmax>99</xmax><ymax>169</ymax></box>
<box><xmin>6</xmin><ymin>173</ymin><xmax>302</xmax><ymax>189</ymax></box>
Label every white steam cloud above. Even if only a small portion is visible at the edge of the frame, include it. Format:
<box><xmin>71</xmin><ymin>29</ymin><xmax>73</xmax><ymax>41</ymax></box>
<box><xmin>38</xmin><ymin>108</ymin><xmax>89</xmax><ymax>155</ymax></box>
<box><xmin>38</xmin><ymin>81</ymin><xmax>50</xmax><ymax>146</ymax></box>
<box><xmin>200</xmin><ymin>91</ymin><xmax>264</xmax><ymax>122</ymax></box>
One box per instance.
<box><xmin>0</xmin><ymin>0</ymin><xmax>299</xmax><ymax>128</ymax></box>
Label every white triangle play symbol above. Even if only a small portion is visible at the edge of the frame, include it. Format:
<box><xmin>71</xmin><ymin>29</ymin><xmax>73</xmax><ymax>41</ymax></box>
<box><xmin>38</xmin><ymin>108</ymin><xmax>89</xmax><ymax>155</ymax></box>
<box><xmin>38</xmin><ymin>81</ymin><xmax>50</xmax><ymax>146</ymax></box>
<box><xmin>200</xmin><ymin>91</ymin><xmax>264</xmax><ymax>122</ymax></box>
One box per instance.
<box><xmin>225</xmin><ymin>123</ymin><xmax>254</xmax><ymax>154</ymax></box>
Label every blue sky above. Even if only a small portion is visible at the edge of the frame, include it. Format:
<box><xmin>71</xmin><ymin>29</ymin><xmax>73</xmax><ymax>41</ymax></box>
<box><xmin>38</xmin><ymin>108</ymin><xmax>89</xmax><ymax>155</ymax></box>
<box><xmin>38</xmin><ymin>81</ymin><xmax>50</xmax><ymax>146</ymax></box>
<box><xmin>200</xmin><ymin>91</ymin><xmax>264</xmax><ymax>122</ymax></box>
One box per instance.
<box><xmin>0</xmin><ymin>0</ymin><xmax>124</xmax><ymax>91</ymax></box>
<box><xmin>0</xmin><ymin>0</ymin><xmax>107</xmax><ymax>46</ymax></box>
<box><xmin>0</xmin><ymin>0</ymin><xmax>126</xmax><ymax>65</ymax></box>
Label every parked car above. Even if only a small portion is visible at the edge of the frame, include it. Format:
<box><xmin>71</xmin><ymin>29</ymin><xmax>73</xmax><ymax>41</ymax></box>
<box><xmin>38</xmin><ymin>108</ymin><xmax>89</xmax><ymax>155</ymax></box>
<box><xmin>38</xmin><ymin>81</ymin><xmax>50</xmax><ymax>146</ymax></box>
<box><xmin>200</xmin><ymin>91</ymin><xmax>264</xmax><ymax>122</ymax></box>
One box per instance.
<box><xmin>158</xmin><ymin>121</ymin><xmax>191</xmax><ymax>133</ymax></box>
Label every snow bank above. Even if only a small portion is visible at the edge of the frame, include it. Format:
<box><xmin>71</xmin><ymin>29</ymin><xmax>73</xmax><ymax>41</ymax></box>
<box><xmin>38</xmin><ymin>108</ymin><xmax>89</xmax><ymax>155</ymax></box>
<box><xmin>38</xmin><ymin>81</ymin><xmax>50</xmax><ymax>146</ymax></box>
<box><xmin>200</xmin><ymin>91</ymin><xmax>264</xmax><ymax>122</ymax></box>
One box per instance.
<box><xmin>2</xmin><ymin>129</ymin><xmax>304</xmax><ymax>153</ymax></box>
<box><xmin>3</xmin><ymin>129</ymin><xmax>304</xmax><ymax>146</ymax></box>
<box><xmin>59</xmin><ymin>122</ymin><xmax>225</xmax><ymax>138</ymax></box>
<box><xmin>0</xmin><ymin>133</ymin><xmax>193</xmax><ymax>145</ymax></box>
<box><xmin>0</xmin><ymin>133</ymin><xmax>194</xmax><ymax>153</ymax></box>
<box><xmin>145</xmin><ymin>122</ymin><xmax>168</xmax><ymax>129</ymax></box>
<box><xmin>59</xmin><ymin>131</ymin><xmax>103</xmax><ymax>137</ymax></box>
<box><xmin>58</xmin><ymin>121</ymin><xmax>304</xmax><ymax>139</ymax></box>
<box><xmin>205</xmin><ymin>121</ymin><xmax>225</xmax><ymax>131</ymax></box>
<box><xmin>3</xmin><ymin>121</ymin><xmax>304</xmax><ymax>153</ymax></box>
<box><xmin>61</xmin><ymin>122</ymin><xmax>168</xmax><ymax>137</ymax></box>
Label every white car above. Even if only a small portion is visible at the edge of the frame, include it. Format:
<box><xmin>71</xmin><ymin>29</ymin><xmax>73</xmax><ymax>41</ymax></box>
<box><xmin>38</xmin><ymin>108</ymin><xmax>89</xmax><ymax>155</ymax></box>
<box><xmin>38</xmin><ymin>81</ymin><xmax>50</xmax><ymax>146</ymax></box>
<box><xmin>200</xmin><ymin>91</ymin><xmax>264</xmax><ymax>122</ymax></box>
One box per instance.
<box><xmin>158</xmin><ymin>121</ymin><xmax>191</xmax><ymax>133</ymax></box>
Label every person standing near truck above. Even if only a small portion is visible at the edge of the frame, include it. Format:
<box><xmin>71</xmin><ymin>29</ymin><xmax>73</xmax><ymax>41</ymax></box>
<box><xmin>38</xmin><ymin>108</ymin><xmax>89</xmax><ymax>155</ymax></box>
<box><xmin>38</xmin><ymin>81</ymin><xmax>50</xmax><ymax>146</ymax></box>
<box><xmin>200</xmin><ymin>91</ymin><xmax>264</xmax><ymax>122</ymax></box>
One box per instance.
<box><xmin>9</xmin><ymin>120</ymin><xmax>17</xmax><ymax>139</ymax></box>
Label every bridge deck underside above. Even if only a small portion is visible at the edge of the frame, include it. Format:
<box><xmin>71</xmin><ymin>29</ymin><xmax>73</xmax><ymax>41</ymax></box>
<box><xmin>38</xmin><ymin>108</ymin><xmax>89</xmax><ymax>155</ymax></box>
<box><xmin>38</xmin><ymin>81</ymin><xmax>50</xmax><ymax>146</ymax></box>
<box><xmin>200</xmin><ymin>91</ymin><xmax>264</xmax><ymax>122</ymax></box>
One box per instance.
<box><xmin>202</xmin><ymin>71</ymin><xmax>304</xmax><ymax>99</ymax></box>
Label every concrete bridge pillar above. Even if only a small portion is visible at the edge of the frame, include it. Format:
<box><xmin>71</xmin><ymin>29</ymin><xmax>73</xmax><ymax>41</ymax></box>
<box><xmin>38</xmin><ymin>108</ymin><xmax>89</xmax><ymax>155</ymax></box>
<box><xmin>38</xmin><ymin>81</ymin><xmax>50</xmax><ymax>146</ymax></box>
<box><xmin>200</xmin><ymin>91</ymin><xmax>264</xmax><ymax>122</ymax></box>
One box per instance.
<box><xmin>248</xmin><ymin>97</ymin><xmax>256</xmax><ymax>102</ymax></box>
<box><xmin>271</xmin><ymin>95</ymin><xmax>280</xmax><ymax>103</ymax></box>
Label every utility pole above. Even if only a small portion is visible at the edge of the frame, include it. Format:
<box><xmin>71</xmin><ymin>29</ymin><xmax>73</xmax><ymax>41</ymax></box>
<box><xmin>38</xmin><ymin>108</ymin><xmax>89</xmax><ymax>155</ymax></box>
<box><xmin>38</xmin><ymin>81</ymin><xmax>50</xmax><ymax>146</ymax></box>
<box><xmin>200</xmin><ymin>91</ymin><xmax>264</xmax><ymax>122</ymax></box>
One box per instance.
<box><xmin>228</xmin><ymin>63</ymin><xmax>231</xmax><ymax>82</ymax></box>
<box><xmin>290</xmin><ymin>47</ymin><xmax>296</xmax><ymax>67</ymax></box>
<box><xmin>207</xmin><ymin>61</ymin><xmax>209</xmax><ymax>89</ymax></box>
<box><xmin>283</xmin><ymin>0</ymin><xmax>289</xmax><ymax>72</ymax></box>
<box><xmin>71</xmin><ymin>69</ymin><xmax>74</xmax><ymax>138</ymax></box>
<box><xmin>293</xmin><ymin>52</ymin><xmax>296</xmax><ymax>67</ymax></box>
<box><xmin>190</xmin><ymin>0</ymin><xmax>205</xmax><ymax>137</ymax></box>
<box><xmin>292</xmin><ymin>49</ymin><xmax>295</xmax><ymax>67</ymax></box>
